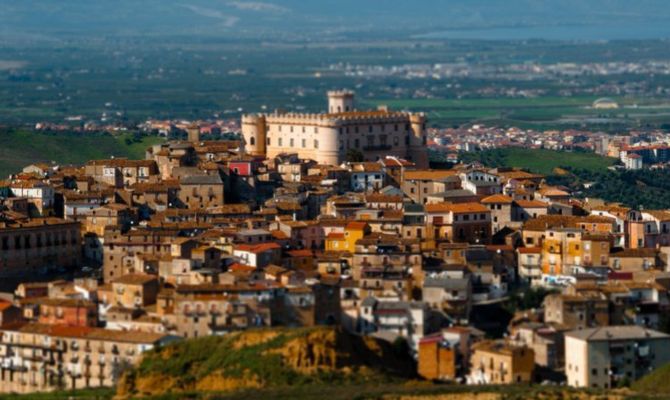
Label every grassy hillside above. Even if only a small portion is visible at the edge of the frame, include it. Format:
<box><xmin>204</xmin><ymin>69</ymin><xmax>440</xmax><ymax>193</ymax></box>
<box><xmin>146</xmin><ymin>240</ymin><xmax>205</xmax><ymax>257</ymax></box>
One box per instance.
<box><xmin>631</xmin><ymin>362</ymin><xmax>670</xmax><ymax>396</ymax></box>
<box><xmin>116</xmin><ymin>327</ymin><xmax>416</xmax><ymax>398</ymax></box>
<box><xmin>459</xmin><ymin>148</ymin><xmax>617</xmax><ymax>176</ymax></box>
<box><xmin>0</xmin><ymin>130</ymin><xmax>164</xmax><ymax>178</ymax></box>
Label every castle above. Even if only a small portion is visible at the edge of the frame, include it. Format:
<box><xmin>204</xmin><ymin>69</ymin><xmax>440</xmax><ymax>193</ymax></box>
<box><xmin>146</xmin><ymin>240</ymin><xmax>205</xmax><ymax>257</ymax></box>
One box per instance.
<box><xmin>242</xmin><ymin>91</ymin><xmax>429</xmax><ymax>167</ymax></box>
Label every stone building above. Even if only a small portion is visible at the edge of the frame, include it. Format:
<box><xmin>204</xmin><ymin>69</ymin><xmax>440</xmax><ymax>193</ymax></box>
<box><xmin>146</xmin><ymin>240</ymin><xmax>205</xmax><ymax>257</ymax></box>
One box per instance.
<box><xmin>0</xmin><ymin>218</ymin><xmax>81</xmax><ymax>277</ymax></box>
<box><xmin>0</xmin><ymin>323</ymin><xmax>175</xmax><ymax>393</ymax></box>
<box><xmin>468</xmin><ymin>340</ymin><xmax>535</xmax><ymax>384</ymax></box>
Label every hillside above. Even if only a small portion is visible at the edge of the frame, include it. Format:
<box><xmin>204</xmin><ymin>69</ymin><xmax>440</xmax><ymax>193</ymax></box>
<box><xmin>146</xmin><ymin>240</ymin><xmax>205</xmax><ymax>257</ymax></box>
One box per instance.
<box><xmin>0</xmin><ymin>130</ymin><xmax>164</xmax><ymax>178</ymax></box>
<box><xmin>458</xmin><ymin>148</ymin><xmax>617</xmax><ymax>176</ymax></box>
<box><xmin>115</xmin><ymin>327</ymin><xmax>417</xmax><ymax>398</ymax></box>
<box><xmin>631</xmin><ymin>362</ymin><xmax>670</xmax><ymax>396</ymax></box>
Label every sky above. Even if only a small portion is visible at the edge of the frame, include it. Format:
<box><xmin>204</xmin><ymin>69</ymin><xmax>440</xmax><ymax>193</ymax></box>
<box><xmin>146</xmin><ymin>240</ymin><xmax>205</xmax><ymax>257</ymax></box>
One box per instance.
<box><xmin>1</xmin><ymin>1</ymin><xmax>669</xmax><ymax>40</ymax></box>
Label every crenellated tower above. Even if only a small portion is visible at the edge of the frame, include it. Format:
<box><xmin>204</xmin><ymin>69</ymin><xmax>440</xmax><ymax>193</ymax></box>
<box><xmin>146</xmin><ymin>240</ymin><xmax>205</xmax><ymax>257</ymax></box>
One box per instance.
<box><xmin>241</xmin><ymin>114</ymin><xmax>267</xmax><ymax>156</ymax></box>
<box><xmin>409</xmin><ymin>113</ymin><xmax>429</xmax><ymax>168</ymax></box>
<box><xmin>328</xmin><ymin>90</ymin><xmax>355</xmax><ymax>113</ymax></box>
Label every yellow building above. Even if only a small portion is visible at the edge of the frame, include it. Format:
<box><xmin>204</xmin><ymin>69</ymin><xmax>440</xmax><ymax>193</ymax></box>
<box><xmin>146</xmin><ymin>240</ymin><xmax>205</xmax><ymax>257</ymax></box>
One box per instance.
<box><xmin>325</xmin><ymin>221</ymin><xmax>369</xmax><ymax>253</ymax></box>
<box><xmin>541</xmin><ymin>228</ymin><xmax>583</xmax><ymax>276</ymax></box>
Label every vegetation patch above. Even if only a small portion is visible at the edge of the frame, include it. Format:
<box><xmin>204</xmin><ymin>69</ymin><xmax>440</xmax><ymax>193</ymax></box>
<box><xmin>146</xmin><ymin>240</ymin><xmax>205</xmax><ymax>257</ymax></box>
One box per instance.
<box><xmin>0</xmin><ymin>129</ymin><xmax>164</xmax><ymax>177</ymax></box>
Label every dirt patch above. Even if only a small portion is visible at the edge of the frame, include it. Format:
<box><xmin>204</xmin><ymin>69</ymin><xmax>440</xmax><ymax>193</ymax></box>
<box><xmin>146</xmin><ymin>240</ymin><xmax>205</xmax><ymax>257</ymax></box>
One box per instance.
<box><xmin>232</xmin><ymin>330</ymin><xmax>280</xmax><ymax>350</ymax></box>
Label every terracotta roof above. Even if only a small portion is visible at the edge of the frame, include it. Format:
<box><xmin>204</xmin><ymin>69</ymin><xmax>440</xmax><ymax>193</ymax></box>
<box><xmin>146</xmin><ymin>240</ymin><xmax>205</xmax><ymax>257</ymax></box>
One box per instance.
<box><xmin>514</xmin><ymin>200</ymin><xmax>549</xmax><ymax>208</ymax></box>
<box><xmin>365</xmin><ymin>193</ymin><xmax>403</xmax><ymax>203</ymax></box>
<box><xmin>538</xmin><ymin>187</ymin><xmax>570</xmax><ymax>197</ymax></box>
<box><xmin>404</xmin><ymin>169</ymin><xmax>458</xmax><ymax>181</ymax></box>
<box><xmin>644</xmin><ymin>210</ymin><xmax>670</xmax><ymax>221</ymax></box>
<box><xmin>481</xmin><ymin>194</ymin><xmax>513</xmax><ymax>204</ymax></box>
<box><xmin>425</xmin><ymin>202</ymin><xmax>489</xmax><ymax>214</ymax></box>
<box><xmin>5</xmin><ymin>323</ymin><xmax>168</xmax><ymax>344</ymax></box>
<box><xmin>523</xmin><ymin>215</ymin><xmax>615</xmax><ymax>231</ymax></box>
<box><xmin>346</xmin><ymin>221</ymin><xmax>368</xmax><ymax>230</ymax></box>
<box><xmin>270</xmin><ymin>230</ymin><xmax>289</xmax><ymax>240</ymax></box>
<box><xmin>87</xmin><ymin>159</ymin><xmax>156</xmax><ymax>168</ymax></box>
<box><xmin>287</xmin><ymin>249</ymin><xmax>313</xmax><ymax>257</ymax></box>
<box><xmin>234</xmin><ymin>242</ymin><xmax>281</xmax><ymax>253</ymax></box>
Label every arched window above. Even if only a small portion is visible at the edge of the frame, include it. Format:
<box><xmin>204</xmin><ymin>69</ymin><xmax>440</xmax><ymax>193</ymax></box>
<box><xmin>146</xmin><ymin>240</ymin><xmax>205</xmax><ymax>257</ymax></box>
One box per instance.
<box><xmin>250</xmin><ymin>136</ymin><xmax>255</xmax><ymax>146</ymax></box>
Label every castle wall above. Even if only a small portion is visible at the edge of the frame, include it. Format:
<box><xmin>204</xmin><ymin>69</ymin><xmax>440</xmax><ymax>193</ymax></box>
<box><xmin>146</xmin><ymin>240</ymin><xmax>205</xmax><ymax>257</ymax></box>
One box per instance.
<box><xmin>241</xmin><ymin>93</ymin><xmax>429</xmax><ymax>167</ymax></box>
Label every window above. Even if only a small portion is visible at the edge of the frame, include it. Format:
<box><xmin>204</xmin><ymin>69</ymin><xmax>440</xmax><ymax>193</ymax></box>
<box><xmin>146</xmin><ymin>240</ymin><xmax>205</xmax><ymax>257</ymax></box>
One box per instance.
<box><xmin>250</xmin><ymin>136</ymin><xmax>255</xmax><ymax>145</ymax></box>
<box><xmin>290</xmin><ymin>138</ymin><xmax>294</xmax><ymax>147</ymax></box>
<box><xmin>278</xmin><ymin>138</ymin><xmax>283</xmax><ymax>146</ymax></box>
<box><xmin>301</xmin><ymin>139</ymin><xmax>306</xmax><ymax>148</ymax></box>
<box><xmin>314</xmin><ymin>140</ymin><xmax>319</xmax><ymax>149</ymax></box>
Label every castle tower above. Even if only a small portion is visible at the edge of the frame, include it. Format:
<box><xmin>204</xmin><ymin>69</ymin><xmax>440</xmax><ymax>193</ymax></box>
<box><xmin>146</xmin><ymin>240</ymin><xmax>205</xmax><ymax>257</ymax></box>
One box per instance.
<box><xmin>241</xmin><ymin>114</ymin><xmax>267</xmax><ymax>156</ymax></box>
<box><xmin>328</xmin><ymin>90</ymin><xmax>355</xmax><ymax>114</ymax></box>
<box><xmin>187</xmin><ymin>124</ymin><xmax>200</xmax><ymax>143</ymax></box>
<box><xmin>409</xmin><ymin>113</ymin><xmax>429</xmax><ymax>168</ymax></box>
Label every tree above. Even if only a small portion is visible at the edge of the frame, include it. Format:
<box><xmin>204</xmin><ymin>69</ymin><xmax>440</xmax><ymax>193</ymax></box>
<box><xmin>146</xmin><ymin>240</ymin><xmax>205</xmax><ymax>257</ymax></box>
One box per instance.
<box><xmin>346</xmin><ymin>149</ymin><xmax>364</xmax><ymax>162</ymax></box>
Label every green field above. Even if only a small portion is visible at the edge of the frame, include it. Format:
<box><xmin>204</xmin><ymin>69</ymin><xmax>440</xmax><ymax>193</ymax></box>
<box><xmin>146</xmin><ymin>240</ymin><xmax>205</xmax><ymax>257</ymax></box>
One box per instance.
<box><xmin>364</xmin><ymin>97</ymin><xmax>670</xmax><ymax>129</ymax></box>
<box><xmin>459</xmin><ymin>148</ymin><xmax>618</xmax><ymax>175</ymax></box>
<box><xmin>3</xmin><ymin>38</ymin><xmax>670</xmax><ymax>131</ymax></box>
<box><xmin>0</xmin><ymin>130</ymin><xmax>165</xmax><ymax>178</ymax></box>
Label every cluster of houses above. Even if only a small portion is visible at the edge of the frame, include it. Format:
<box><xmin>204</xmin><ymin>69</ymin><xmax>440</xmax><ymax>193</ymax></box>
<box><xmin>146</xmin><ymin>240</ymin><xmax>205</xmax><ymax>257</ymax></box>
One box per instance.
<box><xmin>1</xmin><ymin>125</ymin><xmax>670</xmax><ymax>393</ymax></box>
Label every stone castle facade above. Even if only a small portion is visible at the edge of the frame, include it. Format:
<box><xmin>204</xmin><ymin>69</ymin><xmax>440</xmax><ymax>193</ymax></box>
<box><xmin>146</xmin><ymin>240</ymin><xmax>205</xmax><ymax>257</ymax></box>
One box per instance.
<box><xmin>242</xmin><ymin>91</ymin><xmax>429</xmax><ymax>167</ymax></box>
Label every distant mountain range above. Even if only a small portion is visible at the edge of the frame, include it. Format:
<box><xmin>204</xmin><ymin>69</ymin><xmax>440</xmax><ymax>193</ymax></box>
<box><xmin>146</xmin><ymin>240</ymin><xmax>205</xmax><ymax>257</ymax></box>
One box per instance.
<box><xmin>1</xmin><ymin>0</ymin><xmax>670</xmax><ymax>40</ymax></box>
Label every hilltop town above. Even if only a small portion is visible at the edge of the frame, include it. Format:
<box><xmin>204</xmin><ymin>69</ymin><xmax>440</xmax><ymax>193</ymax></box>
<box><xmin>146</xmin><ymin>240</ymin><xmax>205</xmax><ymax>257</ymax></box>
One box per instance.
<box><xmin>2</xmin><ymin>91</ymin><xmax>670</xmax><ymax>394</ymax></box>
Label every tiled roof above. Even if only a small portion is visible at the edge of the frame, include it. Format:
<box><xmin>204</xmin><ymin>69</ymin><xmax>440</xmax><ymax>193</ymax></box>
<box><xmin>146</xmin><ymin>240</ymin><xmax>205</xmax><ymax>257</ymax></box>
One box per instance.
<box><xmin>481</xmin><ymin>194</ymin><xmax>513</xmax><ymax>204</ymax></box>
<box><xmin>425</xmin><ymin>202</ymin><xmax>489</xmax><ymax>214</ymax></box>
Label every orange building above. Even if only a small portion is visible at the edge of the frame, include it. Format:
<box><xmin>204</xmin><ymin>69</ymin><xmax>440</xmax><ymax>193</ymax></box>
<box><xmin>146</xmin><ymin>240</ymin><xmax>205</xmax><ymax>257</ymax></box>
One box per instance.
<box><xmin>418</xmin><ymin>334</ymin><xmax>458</xmax><ymax>381</ymax></box>
<box><xmin>37</xmin><ymin>298</ymin><xmax>98</xmax><ymax>327</ymax></box>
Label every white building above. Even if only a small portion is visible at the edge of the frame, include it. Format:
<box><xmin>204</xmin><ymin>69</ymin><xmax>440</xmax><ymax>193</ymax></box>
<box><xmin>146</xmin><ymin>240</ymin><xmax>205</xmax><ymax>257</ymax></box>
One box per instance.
<box><xmin>359</xmin><ymin>297</ymin><xmax>430</xmax><ymax>351</ymax></box>
<box><xmin>565</xmin><ymin>326</ymin><xmax>670</xmax><ymax>389</ymax></box>
<box><xmin>624</xmin><ymin>153</ymin><xmax>643</xmax><ymax>170</ymax></box>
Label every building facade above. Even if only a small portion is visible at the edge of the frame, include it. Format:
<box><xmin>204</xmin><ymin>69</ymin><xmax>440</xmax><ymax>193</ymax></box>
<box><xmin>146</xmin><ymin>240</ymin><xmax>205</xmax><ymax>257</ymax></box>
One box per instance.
<box><xmin>242</xmin><ymin>91</ymin><xmax>429</xmax><ymax>167</ymax></box>
<box><xmin>565</xmin><ymin>326</ymin><xmax>670</xmax><ymax>389</ymax></box>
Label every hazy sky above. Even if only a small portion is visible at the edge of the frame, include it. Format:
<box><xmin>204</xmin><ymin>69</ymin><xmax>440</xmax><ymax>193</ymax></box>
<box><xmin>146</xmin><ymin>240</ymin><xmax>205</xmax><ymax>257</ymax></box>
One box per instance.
<box><xmin>1</xmin><ymin>1</ymin><xmax>670</xmax><ymax>40</ymax></box>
